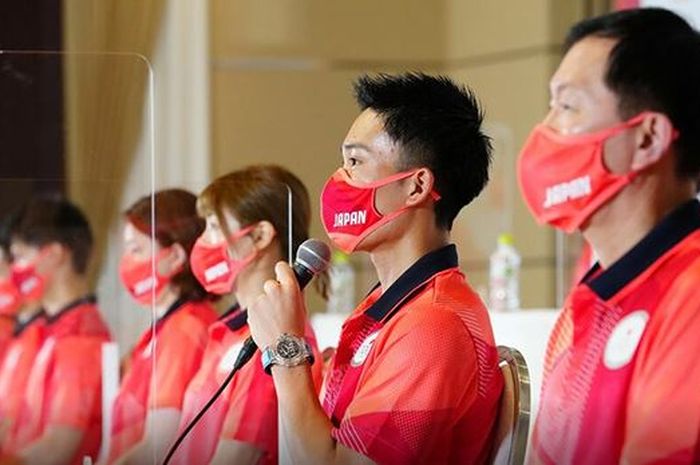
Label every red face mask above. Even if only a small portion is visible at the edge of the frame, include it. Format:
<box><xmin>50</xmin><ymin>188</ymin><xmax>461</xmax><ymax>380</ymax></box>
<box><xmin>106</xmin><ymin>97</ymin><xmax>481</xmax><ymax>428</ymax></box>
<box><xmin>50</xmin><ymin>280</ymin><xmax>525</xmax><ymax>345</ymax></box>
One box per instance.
<box><xmin>0</xmin><ymin>276</ymin><xmax>21</xmax><ymax>317</ymax></box>
<box><xmin>320</xmin><ymin>168</ymin><xmax>440</xmax><ymax>253</ymax></box>
<box><xmin>119</xmin><ymin>247</ymin><xmax>183</xmax><ymax>306</ymax></box>
<box><xmin>11</xmin><ymin>260</ymin><xmax>45</xmax><ymax>302</ymax></box>
<box><xmin>190</xmin><ymin>225</ymin><xmax>256</xmax><ymax>295</ymax></box>
<box><xmin>517</xmin><ymin>112</ymin><xmax>668</xmax><ymax>233</ymax></box>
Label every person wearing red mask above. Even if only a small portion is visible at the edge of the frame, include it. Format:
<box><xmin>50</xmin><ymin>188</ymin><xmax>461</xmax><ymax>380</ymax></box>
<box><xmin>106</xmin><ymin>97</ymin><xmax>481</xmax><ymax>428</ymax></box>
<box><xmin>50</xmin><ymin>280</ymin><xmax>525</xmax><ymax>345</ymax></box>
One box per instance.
<box><xmin>0</xmin><ymin>215</ymin><xmax>21</xmax><ymax>365</ymax></box>
<box><xmin>168</xmin><ymin>165</ymin><xmax>323</xmax><ymax>465</ymax></box>
<box><xmin>105</xmin><ymin>189</ymin><xmax>217</xmax><ymax>465</ymax></box>
<box><xmin>517</xmin><ymin>8</ymin><xmax>700</xmax><ymax>465</ymax></box>
<box><xmin>1</xmin><ymin>196</ymin><xmax>111</xmax><ymax>465</ymax></box>
<box><xmin>246</xmin><ymin>74</ymin><xmax>503</xmax><ymax>465</ymax></box>
<box><xmin>0</xmin><ymin>213</ymin><xmax>46</xmax><ymax>451</ymax></box>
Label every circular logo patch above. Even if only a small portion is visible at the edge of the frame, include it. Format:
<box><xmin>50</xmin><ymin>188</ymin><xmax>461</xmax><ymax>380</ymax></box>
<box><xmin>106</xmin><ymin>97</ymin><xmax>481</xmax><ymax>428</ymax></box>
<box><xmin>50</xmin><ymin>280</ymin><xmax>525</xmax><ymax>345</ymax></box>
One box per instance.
<box><xmin>603</xmin><ymin>310</ymin><xmax>649</xmax><ymax>370</ymax></box>
<box><xmin>351</xmin><ymin>331</ymin><xmax>380</xmax><ymax>367</ymax></box>
<box><xmin>218</xmin><ymin>342</ymin><xmax>244</xmax><ymax>375</ymax></box>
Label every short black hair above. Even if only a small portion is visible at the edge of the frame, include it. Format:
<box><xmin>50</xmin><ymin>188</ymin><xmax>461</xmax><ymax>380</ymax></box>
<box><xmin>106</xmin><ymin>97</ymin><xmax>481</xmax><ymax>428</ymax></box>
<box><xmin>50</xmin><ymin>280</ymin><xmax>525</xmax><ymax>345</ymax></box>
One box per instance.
<box><xmin>12</xmin><ymin>195</ymin><xmax>93</xmax><ymax>274</ymax></box>
<box><xmin>353</xmin><ymin>72</ymin><xmax>492</xmax><ymax>230</ymax></box>
<box><xmin>566</xmin><ymin>8</ymin><xmax>700</xmax><ymax>179</ymax></box>
<box><xmin>0</xmin><ymin>212</ymin><xmax>18</xmax><ymax>259</ymax></box>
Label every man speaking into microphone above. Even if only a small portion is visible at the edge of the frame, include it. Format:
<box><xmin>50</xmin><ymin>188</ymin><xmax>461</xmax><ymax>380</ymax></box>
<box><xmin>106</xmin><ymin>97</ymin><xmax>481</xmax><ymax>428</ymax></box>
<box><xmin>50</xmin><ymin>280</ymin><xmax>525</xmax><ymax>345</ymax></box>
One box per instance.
<box><xmin>247</xmin><ymin>73</ymin><xmax>503</xmax><ymax>465</ymax></box>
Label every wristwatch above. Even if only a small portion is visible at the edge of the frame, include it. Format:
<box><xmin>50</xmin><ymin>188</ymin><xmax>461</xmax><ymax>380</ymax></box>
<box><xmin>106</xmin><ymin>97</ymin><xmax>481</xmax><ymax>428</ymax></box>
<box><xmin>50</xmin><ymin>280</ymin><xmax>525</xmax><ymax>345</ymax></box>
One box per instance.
<box><xmin>261</xmin><ymin>333</ymin><xmax>315</xmax><ymax>374</ymax></box>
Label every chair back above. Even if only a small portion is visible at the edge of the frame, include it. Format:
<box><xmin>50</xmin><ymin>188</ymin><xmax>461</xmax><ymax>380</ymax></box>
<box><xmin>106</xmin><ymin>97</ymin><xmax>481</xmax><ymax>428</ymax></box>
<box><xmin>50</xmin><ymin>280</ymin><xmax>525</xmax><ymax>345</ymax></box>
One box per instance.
<box><xmin>489</xmin><ymin>345</ymin><xmax>531</xmax><ymax>465</ymax></box>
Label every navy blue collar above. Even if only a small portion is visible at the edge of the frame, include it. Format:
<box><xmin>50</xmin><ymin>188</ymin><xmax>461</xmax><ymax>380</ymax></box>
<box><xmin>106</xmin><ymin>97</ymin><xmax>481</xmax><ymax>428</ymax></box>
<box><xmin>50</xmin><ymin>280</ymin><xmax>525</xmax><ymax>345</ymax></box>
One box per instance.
<box><xmin>586</xmin><ymin>199</ymin><xmax>700</xmax><ymax>300</ymax></box>
<box><xmin>222</xmin><ymin>304</ymin><xmax>247</xmax><ymax>331</ymax></box>
<box><xmin>365</xmin><ymin>244</ymin><xmax>459</xmax><ymax>322</ymax></box>
<box><xmin>46</xmin><ymin>294</ymin><xmax>96</xmax><ymax>325</ymax></box>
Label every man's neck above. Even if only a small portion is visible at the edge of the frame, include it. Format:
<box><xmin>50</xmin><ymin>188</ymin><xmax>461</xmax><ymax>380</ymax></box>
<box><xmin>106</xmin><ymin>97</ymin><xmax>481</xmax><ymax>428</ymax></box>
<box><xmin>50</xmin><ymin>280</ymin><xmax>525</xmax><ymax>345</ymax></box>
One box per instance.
<box><xmin>584</xmin><ymin>173</ymin><xmax>696</xmax><ymax>268</ymax></box>
<box><xmin>370</xmin><ymin>220</ymin><xmax>450</xmax><ymax>291</ymax></box>
<box><xmin>43</xmin><ymin>273</ymin><xmax>91</xmax><ymax>317</ymax></box>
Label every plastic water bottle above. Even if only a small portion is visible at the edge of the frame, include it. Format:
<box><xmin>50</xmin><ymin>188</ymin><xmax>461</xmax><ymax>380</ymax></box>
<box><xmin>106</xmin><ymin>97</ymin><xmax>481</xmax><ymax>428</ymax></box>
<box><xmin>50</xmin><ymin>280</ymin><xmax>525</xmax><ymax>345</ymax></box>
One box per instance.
<box><xmin>327</xmin><ymin>251</ymin><xmax>356</xmax><ymax>314</ymax></box>
<box><xmin>489</xmin><ymin>233</ymin><xmax>521</xmax><ymax>312</ymax></box>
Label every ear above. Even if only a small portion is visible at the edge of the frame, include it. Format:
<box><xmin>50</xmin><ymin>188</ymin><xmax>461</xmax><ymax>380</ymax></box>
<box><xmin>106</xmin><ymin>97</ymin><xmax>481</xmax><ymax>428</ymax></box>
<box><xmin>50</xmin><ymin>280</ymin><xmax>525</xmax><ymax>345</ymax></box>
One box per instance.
<box><xmin>171</xmin><ymin>243</ymin><xmax>187</xmax><ymax>270</ymax></box>
<box><xmin>251</xmin><ymin>221</ymin><xmax>277</xmax><ymax>251</ymax></box>
<box><xmin>405</xmin><ymin>168</ymin><xmax>436</xmax><ymax>207</ymax></box>
<box><xmin>158</xmin><ymin>243</ymin><xmax>186</xmax><ymax>276</ymax></box>
<box><xmin>37</xmin><ymin>243</ymin><xmax>67</xmax><ymax>275</ymax></box>
<box><xmin>631</xmin><ymin>112</ymin><xmax>675</xmax><ymax>171</ymax></box>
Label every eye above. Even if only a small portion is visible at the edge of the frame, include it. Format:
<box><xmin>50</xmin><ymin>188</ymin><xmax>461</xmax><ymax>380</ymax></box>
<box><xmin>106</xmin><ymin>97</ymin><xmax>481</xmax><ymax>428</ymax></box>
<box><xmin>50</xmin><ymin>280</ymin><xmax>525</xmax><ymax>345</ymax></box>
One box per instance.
<box><xmin>549</xmin><ymin>98</ymin><xmax>576</xmax><ymax>112</ymax></box>
<box><xmin>560</xmin><ymin>102</ymin><xmax>575</xmax><ymax>111</ymax></box>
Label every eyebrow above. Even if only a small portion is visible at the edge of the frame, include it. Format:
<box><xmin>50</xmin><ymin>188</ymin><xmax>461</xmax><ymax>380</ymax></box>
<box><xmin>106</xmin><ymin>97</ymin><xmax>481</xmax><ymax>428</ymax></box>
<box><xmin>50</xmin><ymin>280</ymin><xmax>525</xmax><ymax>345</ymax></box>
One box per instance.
<box><xmin>551</xmin><ymin>81</ymin><xmax>589</xmax><ymax>99</ymax></box>
<box><xmin>341</xmin><ymin>142</ymin><xmax>373</xmax><ymax>153</ymax></box>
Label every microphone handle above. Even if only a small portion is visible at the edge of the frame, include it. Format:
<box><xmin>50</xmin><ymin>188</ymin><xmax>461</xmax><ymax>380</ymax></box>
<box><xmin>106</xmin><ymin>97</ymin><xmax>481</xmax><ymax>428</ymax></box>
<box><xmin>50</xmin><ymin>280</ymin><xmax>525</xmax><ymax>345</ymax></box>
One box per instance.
<box><xmin>233</xmin><ymin>261</ymin><xmax>315</xmax><ymax>370</ymax></box>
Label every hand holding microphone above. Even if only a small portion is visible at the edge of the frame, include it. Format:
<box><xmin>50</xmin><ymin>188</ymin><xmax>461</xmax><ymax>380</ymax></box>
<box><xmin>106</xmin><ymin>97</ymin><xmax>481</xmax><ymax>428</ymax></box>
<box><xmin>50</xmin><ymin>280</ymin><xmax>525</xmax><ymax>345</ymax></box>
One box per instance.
<box><xmin>234</xmin><ymin>238</ymin><xmax>331</xmax><ymax>370</ymax></box>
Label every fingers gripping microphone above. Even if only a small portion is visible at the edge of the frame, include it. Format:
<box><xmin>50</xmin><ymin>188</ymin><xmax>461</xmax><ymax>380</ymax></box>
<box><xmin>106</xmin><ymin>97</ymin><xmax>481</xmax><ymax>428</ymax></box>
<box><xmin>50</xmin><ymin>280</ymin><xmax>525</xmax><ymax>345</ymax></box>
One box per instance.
<box><xmin>232</xmin><ymin>238</ymin><xmax>331</xmax><ymax>371</ymax></box>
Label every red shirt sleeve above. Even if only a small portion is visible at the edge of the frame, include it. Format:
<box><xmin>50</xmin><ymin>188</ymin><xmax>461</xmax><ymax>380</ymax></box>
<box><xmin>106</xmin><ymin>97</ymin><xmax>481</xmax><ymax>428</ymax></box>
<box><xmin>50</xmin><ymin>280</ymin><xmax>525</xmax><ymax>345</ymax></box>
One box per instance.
<box><xmin>622</xmin><ymin>262</ymin><xmax>700</xmax><ymax>464</ymax></box>
<box><xmin>332</xmin><ymin>308</ymin><xmax>480</xmax><ymax>464</ymax></box>
<box><xmin>150</xmin><ymin>313</ymin><xmax>211</xmax><ymax>410</ymax></box>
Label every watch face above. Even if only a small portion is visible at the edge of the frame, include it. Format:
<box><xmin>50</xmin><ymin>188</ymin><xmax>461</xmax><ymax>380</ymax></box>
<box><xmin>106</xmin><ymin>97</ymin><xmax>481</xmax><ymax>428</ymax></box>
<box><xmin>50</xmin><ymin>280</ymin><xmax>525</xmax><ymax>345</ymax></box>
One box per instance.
<box><xmin>277</xmin><ymin>337</ymin><xmax>302</xmax><ymax>359</ymax></box>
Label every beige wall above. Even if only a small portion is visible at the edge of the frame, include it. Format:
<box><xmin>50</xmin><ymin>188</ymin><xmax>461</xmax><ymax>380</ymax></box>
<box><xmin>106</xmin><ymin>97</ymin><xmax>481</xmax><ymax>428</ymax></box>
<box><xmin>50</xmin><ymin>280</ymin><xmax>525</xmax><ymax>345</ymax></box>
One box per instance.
<box><xmin>209</xmin><ymin>0</ymin><xmax>599</xmax><ymax>310</ymax></box>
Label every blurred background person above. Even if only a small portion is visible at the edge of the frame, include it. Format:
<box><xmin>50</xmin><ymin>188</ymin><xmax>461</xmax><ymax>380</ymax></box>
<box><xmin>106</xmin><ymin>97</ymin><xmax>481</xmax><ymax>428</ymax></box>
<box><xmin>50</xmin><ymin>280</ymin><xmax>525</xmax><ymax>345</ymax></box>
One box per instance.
<box><xmin>169</xmin><ymin>165</ymin><xmax>323</xmax><ymax>465</ymax></box>
<box><xmin>106</xmin><ymin>189</ymin><xmax>217</xmax><ymax>465</ymax></box>
<box><xmin>0</xmin><ymin>212</ymin><xmax>46</xmax><ymax>450</ymax></box>
<box><xmin>1</xmin><ymin>196</ymin><xmax>111</xmax><ymax>465</ymax></box>
<box><xmin>0</xmin><ymin>215</ymin><xmax>21</xmax><ymax>365</ymax></box>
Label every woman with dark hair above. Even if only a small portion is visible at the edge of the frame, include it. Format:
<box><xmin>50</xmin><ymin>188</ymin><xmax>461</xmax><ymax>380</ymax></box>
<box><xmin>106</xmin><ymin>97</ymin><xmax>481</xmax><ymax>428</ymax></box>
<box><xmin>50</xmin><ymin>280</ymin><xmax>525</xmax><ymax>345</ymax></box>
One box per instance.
<box><xmin>169</xmin><ymin>165</ymin><xmax>323</xmax><ymax>465</ymax></box>
<box><xmin>107</xmin><ymin>189</ymin><xmax>218</xmax><ymax>465</ymax></box>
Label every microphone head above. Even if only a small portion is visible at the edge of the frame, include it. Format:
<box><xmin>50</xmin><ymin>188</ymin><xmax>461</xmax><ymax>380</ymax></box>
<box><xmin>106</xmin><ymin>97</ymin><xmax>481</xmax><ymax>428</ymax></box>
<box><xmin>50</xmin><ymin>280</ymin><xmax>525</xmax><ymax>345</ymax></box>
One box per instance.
<box><xmin>296</xmin><ymin>239</ymin><xmax>331</xmax><ymax>275</ymax></box>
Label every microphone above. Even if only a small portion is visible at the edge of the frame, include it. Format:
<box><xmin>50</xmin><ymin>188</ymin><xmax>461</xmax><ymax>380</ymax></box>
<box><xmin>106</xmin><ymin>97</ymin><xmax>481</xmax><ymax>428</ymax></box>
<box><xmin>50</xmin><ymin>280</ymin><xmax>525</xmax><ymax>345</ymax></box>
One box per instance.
<box><xmin>232</xmin><ymin>238</ymin><xmax>331</xmax><ymax>371</ymax></box>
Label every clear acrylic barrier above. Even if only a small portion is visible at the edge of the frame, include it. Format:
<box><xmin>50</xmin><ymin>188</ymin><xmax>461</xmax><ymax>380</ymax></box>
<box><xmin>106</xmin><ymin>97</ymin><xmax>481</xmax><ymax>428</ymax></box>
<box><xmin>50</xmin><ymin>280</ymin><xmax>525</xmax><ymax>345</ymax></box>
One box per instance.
<box><xmin>0</xmin><ymin>51</ymin><xmax>155</xmax><ymax>464</ymax></box>
<box><xmin>0</xmin><ymin>53</ymin><xmax>299</xmax><ymax>465</ymax></box>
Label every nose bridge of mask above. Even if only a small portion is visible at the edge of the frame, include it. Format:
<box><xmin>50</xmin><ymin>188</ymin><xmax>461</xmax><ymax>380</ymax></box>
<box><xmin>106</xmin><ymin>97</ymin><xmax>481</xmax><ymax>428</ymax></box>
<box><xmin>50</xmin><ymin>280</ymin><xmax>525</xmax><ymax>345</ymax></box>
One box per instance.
<box><xmin>340</xmin><ymin>167</ymin><xmax>441</xmax><ymax>207</ymax></box>
<box><xmin>338</xmin><ymin>167</ymin><xmax>417</xmax><ymax>190</ymax></box>
<box><xmin>536</xmin><ymin>111</ymin><xmax>652</xmax><ymax>146</ymax></box>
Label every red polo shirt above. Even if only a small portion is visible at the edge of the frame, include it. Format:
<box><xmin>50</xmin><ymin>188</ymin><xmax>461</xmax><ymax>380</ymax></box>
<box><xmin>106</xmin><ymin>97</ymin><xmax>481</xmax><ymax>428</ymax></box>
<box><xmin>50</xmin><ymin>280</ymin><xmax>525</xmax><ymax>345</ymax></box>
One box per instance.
<box><xmin>0</xmin><ymin>311</ymin><xmax>46</xmax><ymax>451</ymax></box>
<box><xmin>6</xmin><ymin>295</ymin><xmax>111</xmax><ymax>465</ymax></box>
<box><xmin>532</xmin><ymin>199</ymin><xmax>700</xmax><ymax>465</ymax></box>
<box><xmin>321</xmin><ymin>245</ymin><xmax>503</xmax><ymax>465</ymax></box>
<box><xmin>107</xmin><ymin>299</ymin><xmax>217</xmax><ymax>464</ymax></box>
<box><xmin>0</xmin><ymin>316</ymin><xmax>14</xmax><ymax>364</ymax></box>
<box><xmin>170</xmin><ymin>307</ymin><xmax>323</xmax><ymax>465</ymax></box>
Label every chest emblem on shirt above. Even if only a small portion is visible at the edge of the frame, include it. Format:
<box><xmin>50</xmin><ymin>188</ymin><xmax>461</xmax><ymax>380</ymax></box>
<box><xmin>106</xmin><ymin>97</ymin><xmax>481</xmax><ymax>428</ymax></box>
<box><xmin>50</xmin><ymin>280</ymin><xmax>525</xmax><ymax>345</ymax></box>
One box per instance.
<box><xmin>603</xmin><ymin>310</ymin><xmax>649</xmax><ymax>370</ymax></box>
<box><xmin>218</xmin><ymin>342</ymin><xmax>244</xmax><ymax>375</ymax></box>
<box><xmin>351</xmin><ymin>331</ymin><xmax>380</xmax><ymax>367</ymax></box>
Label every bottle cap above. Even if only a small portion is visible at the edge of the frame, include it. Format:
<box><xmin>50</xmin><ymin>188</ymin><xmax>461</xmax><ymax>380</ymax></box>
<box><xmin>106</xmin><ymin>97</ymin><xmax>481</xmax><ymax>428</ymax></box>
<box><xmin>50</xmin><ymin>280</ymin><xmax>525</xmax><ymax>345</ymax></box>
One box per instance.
<box><xmin>498</xmin><ymin>233</ymin><xmax>514</xmax><ymax>246</ymax></box>
<box><xmin>332</xmin><ymin>250</ymin><xmax>350</xmax><ymax>264</ymax></box>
